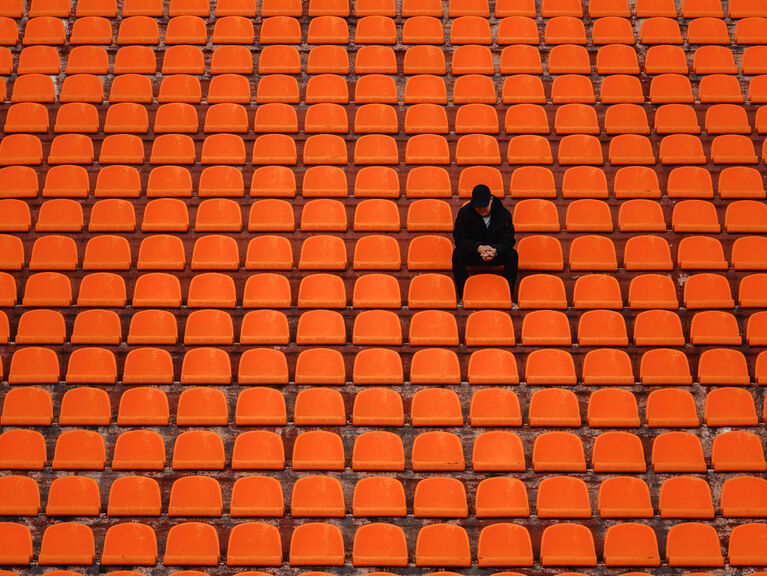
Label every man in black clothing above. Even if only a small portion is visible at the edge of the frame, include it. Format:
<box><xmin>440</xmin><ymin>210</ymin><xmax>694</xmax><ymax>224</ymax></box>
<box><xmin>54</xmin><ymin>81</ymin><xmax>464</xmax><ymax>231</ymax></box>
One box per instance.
<box><xmin>452</xmin><ymin>184</ymin><xmax>518</xmax><ymax>300</ymax></box>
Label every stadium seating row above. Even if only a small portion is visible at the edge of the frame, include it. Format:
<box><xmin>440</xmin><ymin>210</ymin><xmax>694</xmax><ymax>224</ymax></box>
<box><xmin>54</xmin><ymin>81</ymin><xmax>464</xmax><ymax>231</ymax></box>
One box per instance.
<box><xmin>0</xmin><ymin>345</ymin><xmax>764</xmax><ymax>385</ymax></box>
<box><xmin>3</xmin><ymin>73</ymin><xmax>767</xmax><ymax>105</ymax></box>
<box><xmin>1</xmin><ymin>164</ymin><xmax>764</xmax><ymax>200</ymax></box>
<box><xmin>2</xmin><ymin>473</ymin><xmax>767</xmax><ymax>518</ymax></box>
<box><xmin>1</xmin><ymin>519</ymin><xmax>766</xmax><ymax>567</ymax></box>
<box><xmin>1</xmin><ymin>427</ymin><xmax>766</xmax><ymax>471</ymax></box>
<box><xmin>2</xmin><ymin>385</ymin><xmax>766</xmax><ymax>428</ymax></box>
<box><xmin>2</xmin><ymin>306</ymin><xmax>767</xmax><ymax>347</ymax></box>
<box><xmin>1</xmin><ymin>197</ymin><xmax>767</xmax><ymax>235</ymax></box>
<box><xmin>6</xmin><ymin>103</ymin><xmax>767</xmax><ymax>137</ymax></box>
<box><xmin>2</xmin><ymin>0</ymin><xmax>766</xmax><ymax>18</ymax></box>
<box><xmin>5</xmin><ymin>43</ymin><xmax>767</xmax><ymax>76</ymax></box>
<box><xmin>7</xmin><ymin>13</ymin><xmax>767</xmax><ymax>46</ymax></box>
<box><xmin>2</xmin><ymin>233</ymin><xmax>767</xmax><ymax>272</ymax></box>
<box><xmin>3</xmin><ymin>271</ymin><xmax>766</xmax><ymax>308</ymax></box>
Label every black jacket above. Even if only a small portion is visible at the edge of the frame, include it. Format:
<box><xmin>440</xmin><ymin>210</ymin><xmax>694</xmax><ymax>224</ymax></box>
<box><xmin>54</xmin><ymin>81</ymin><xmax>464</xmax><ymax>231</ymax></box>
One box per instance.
<box><xmin>453</xmin><ymin>197</ymin><xmax>516</xmax><ymax>258</ymax></box>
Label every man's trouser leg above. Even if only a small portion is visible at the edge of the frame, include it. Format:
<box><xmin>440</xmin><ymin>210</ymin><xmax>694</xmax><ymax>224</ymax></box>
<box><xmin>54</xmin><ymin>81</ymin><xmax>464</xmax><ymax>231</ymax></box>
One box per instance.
<box><xmin>500</xmin><ymin>249</ymin><xmax>519</xmax><ymax>295</ymax></box>
<box><xmin>452</xmin><ymin>248</ymin><xmax>470</xmax><ymax>299</ymax></box>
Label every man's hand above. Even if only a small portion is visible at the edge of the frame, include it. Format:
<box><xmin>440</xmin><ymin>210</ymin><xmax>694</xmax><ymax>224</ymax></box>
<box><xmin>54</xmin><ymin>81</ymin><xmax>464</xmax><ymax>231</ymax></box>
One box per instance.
<box><xmin>477</xmin><ymin>245</ymin><xmax>496</xmax><ymax>261</ymax></box>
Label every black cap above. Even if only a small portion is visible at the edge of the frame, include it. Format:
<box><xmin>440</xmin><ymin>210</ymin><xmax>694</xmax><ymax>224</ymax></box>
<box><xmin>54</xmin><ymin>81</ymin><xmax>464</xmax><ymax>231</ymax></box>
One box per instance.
<box><xmin>471</xmin><ymin>184</ymin><xmax>492</xmax><ymax>208</ymax></box>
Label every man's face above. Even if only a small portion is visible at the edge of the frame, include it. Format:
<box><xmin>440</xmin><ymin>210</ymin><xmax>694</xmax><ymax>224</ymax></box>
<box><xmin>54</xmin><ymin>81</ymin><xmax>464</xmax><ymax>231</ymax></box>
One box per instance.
<box><xmin>475</xmin><ymin>199</ymin><xmax>492</xmax><ymax>217</ymax></box>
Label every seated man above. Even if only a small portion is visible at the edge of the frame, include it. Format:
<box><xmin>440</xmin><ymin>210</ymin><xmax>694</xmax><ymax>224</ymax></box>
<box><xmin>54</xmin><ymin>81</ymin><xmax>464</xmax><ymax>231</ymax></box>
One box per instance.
<box><xmin>452</xmin><ymin>184</ymin><xmax>518</xmax><ymax>300</ymax></box>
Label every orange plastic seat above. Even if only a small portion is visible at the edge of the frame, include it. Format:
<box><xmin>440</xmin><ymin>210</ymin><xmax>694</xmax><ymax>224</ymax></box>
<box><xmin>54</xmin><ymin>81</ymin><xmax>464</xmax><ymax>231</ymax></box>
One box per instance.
<box><xmin>463</xmin><ymin>310</ymin><xmax>515</xmax><ymax>346</ymax></box>
<box><xmin>58</xmin><ymin>386</ymin><xmax>111</xmax><ymax>426</ymax></box>
<box><xmin>694</xmin><ymin>45</ymin><xmax>738</xmax><ymax>75</ymax></box>
<box><xmin>604</xmin><ymin>522</ymin><xmax>661</xmax><ymax>567</ymax></box>
<box><xmin>705</xmin><ymin>387</ymin><xmax>758</xmax><ymax>426</ymax></box>
<box><xmin>532</xmin><ymin>431</ymin><xmax>586</xmax><ymax>471</ymax></box>
<box><xmin>550</xmin><ymin>75</ymin><xmax>595</xmax><ymax>104</ymax></box>
<box><xmin>0</xmin><ymin>476</ymin><xmax>40</xmax><ymax>516</ymax></box>
<box><xmin>351</xmin><ymin>476</ymin><xmax>406</xmax><ymax>517</ymax></box>
<box><xmin>536</xmin><ymin>475</ymin><xmax>590</xmax><ymax>517</ymax></box>
<box><xmin>652</xmin><ymin>431</ymin><xmax>706</xmax><ymax>472</ymax></box>
<box><xmin>720</xmin><ymin>476</ymin><xmax>767</xmax><ymax>517</ymax></box>
<box><xmin>233</xmin><ymin>387</ymin><xmax>287</xmax><ymax>427</ymax></box>
<box><xmin>168</xmin><ymin>476</ymin><xmax>223</xmax><ymax>516</ymax></box>
<box><xmin>116</xmin><ymin>387</ymin><xmax>169</xmax><ymax>426</ymax></box>
<box><xmin>726</xmin><ymin>199</ymin><xmax>767</xmax><ymax>232</ymax></box>
<box><xmin>729</xmin><ymin>523</ymin><xmax>767</xmax><ymax>565</ymax></box>
<box><xmin>454</xmin><ymin>74</ymin><xmax>497</xmax><ymax>104</ymax></box>
<box><xmin>354</xmin><ymin>14</ymin><xmax>396</xmax><ymax>44</ymax></box>
<box><xmin>569</xmin><ymin>235</ymin><xmax>617</xmax><ymax>270</ymax></box>
<box><xmin>15</xmin><ymin>309</ymin><xmax>65</xmax><ymax>344</ymax></box>
<box><xmin>711</xmin><ymin>430</ymin><xmax>766</xmax><ymax>471</ymax></box>
<box><xmin>229</xmin><ymin>476</ymin><xmax>284</xmax><ymax>517</ymax></box>
<box><xmin>414</xmin><ymin>524</ymin><xmax>471</xmax><ymax>567</ymax></box>
<box><xmin>411</xmin><ymin>431</ymin><xmax>465</xmax><ymax>472</ymax></box>
<box><xmin>629</xmin><ymin>274</ymin><xmax>678</xmax><ymax>309</ymax></box>
<box><xmin>117</xmin><ymin>15</ymin><xmax>159</xmax><ymax>44</ymax></box>
<box><xmin>741</xmin><ymin>273</ymin><xmax>767</xmax><ymax>307</ymax></box>
<box><xmin>410</xmin><ymin>388</ymin><xmax>462</xmax><ymax>426</ymax></box>
<box><xmin>639</xmin><ymin>348</ymin><xmax>692</xmax><ymax>386</ymax></box>
<box><xmin>578</xmin><ymin>309</ymin><xmax>628</xmax><ymax>346</ymax></box>
<box><xmin>528</xmin><ymin>388</ymin><xmax>580</xmax><ymax>427</ymax></box>
<box><xmin>352</xmin><ymin>431</ymin><xmax>406</xmax><ymax>471</ymax></box>
<box><xmin>572</xmin><ymin>274</ymin><xmax>622</xmax><ymax>309</ymax></box>
<box><xmin>498</xmin><ymin>44</ymin><xmax>543</xmax><ymax>74</ymax></box>
<box><xmin>513</xmin><ymin>199</ymin><xmax>559</xmax><ymax>233</ymax></box>
<box><xmin>298</xmin><ymin>235</ymin><xmax>347</xmax><ymax>270</ymax></box>
<box><xmin>290</xmin><ymin>475</ymin><xmax>344</xmax><ymax>517</ymax></box>
<box><xmin>408</xmin><ymin>309</ymin><xmax>459</xmax><ymax>347</ymax></box>
<box><xmin>646</xmin><ymin>389</ymin><xmax>699</xmax><ymax>428</ymax></box>
<box><xmin>127</xmin><ymin>310</ymin><xmax>177</xmax><ymax>345</ymax></box>
<box><xmin>4</xmin><ymin>103</ymin><xmax>49</xmax><ymax>134</ymax></box>
<box><xmin>665</xmin><ymin>522</ymin><xmax>724</xmax><ymax>567</ymax></box>
<box><xmin>247</xmin><ymin>199</ymin><xmax>294</xmax><ymax>232</ymax></box>
<box><xmin>504</xmin><ymin>104</ymin><xmax>549</xmax><ymax>135</ymax></box>
<box><xmin>2</xmin><ymin>385</ymin><xmax>53</xmax><ymax>427</ymax></box>
<box><xmin>540</xmin><ymin>523</ymin><xmax>596</xmax><ymax>566</ymax></box>
<box><xmin>618</xmin><ymin>200</ymin><xmax>665</xmax><ymax>233</ymax></box>
<box><xmin>409</xmin><ymin>348</ymin><xmax>460</xmax><ymax>384</ymax></box>
<box><xmin>255</xmin><ymin>75</ymin><xmax>300</xmax><ymax>105</ymax></box>
<box><xmin>296</xmin><ymin>309</ymin><xmax>346</xmax><ymax>346</ymax></box>
<box><xmin>10</xmin><ymin>74</ymin><xmax>56</xmax><ymax>105</ymax></box>
<box><xmin>111</xmin><ymin>45</ymin><xmax>156</xmax><ymax>74</ymax></box>
<box><xmin>0</xmin><ymin>429</ymin><xmax>47</xmax><ymax>470</ymax></box>
<box><xmin>413</xmin><ymin>476</ymin><xmax>467</xmax><ymax>518</ymax></box>
<box><xmin>525</xmin><ymin>348</ymin><xmax>576</xmax><ymax>385</ymax></box>
<box><xmin>623</xmin><ymin>234</ymin><xmax>673</xmax><ymax>270</ymax></box>
<box><xmin>598</xmin><ymin>476</ymin><xmax>653</xmax><ymax>518</ymax></box>
<box><xmin>516</xmin><ymin>274</ymin><xmax>565</xmax><ymax>309</ymax></box>
<box><xmin>476</xmin><ymin>523</ymin><xmax>534</xmax><ymax>567</ymax></box>
<box><xmin>38</xmin><ymin>522</ymin><xmax>95</xmax><ymax>565</ymax></box>
<box><xmin>352</xmin><ymin>389</ymin><xmax>404</xmax><ymax>426</ymax></box>
<box><xmin>291</xmin><ymin>431</ymin><xmax>345</xmax><ymax>472</ymax></box>
<box><xmin>101</xmin><ymin>523</ymin><xmax>158</xmax><ymax>565</ymax></box>
<box><xmin>581</xmin><ymin>348</ymin><xmax>634</xmax><ymax>385</ymax></box>
<box><xmin>408</xmin><ymin>273</ymin><xmax>457</xmax><ymax>308</ymax></box>
<box><xmin>51</xmin><ymin>430</ymin><xmax>106</xmax><ymax>470</ymax></box>
<box><xmin>588</xmin><ymin>388</ymin><xmax>640</xmax><ymax>427</ymax></box>
<box><xmin>469</xmin><ymin>389</ymin><xmax>522</xmax><ymax>429</ymax></box>
<box><xmin>230</xmin><ymin>430</ymin><xmax>285</xmax><ymax>470</ymax></box>
<box><xmin>732</xmin><ymin>236</ymin><xmax>767</xmax><ymax>269</ymax></box>
<box><xmin>406</xmin><ymin>235</ymin><xmax>450</xmax><ymax>270</ymax></box>
<box><xmin>19</xmin><ymin>272</ymin><xmax>70</xmax><ymax>307</ymax></box>
<box><xmin>259</xmin><ymin>16</ymin><xmax>301</xmax><ymax>43</ymax></box>
<box><xmin>521</xmin><ymin>309</ymin><xmax>571</xmax><ymax>345</ymax></box>
<box><xmin>163</xmin><ymin>522</ymin><xmax>220</xmax><ymax>566</ymax></box>
<box><xmin>592</xmin><ymin>431</ymin><xmax>646</xmax><ymax>472</ymax></box>
<box><xmin>171</xmin><ymin>430</ymin><xmax>226</xmax><ymax>470</ymax></box>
